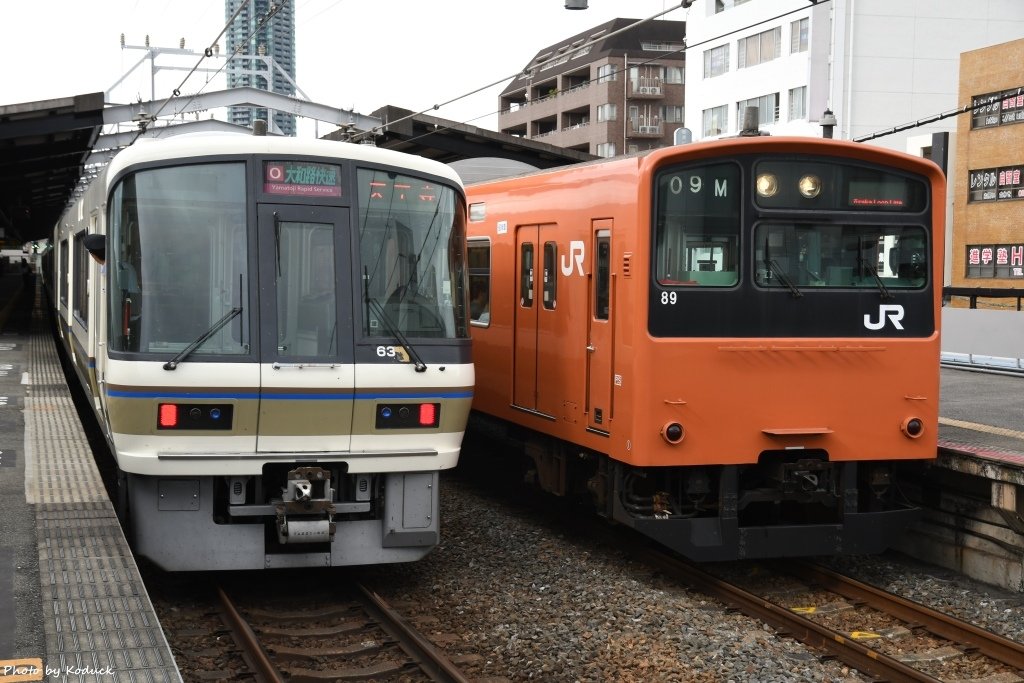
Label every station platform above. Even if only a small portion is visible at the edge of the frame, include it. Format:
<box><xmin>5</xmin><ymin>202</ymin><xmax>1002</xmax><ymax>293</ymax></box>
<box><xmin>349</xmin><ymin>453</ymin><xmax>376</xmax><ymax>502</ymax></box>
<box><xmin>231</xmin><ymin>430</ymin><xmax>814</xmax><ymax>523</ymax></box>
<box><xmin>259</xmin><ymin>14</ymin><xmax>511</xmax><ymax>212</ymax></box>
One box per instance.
<box><xmin>0</xmin><ymin>272</ymin><xmax>180</xmax><ymax>682</ymax></box>
<box><xmin>903</xmin><ymin>365</ymin><xmax>1024</xmax><ymax>592</ymax></box>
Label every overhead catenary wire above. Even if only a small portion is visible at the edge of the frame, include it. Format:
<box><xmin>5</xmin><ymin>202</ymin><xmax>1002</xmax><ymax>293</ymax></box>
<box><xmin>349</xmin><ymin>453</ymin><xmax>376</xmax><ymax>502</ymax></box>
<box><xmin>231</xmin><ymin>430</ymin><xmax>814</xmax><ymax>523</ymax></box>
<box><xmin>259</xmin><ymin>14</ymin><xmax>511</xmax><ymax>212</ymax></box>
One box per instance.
<box><xmin>127</xmin><ymin>0</ymin><xmax>288</xmax><ymax>146</ymax></box>
<box><xmin>853</xmin><ymin>86</ymin><xmax>1024</xmax><ymax>143</ymax></box>
<box><xmin>365</xmin><ymin>0</ymin><xmax>833</xmax><ymax>148</ymax></box>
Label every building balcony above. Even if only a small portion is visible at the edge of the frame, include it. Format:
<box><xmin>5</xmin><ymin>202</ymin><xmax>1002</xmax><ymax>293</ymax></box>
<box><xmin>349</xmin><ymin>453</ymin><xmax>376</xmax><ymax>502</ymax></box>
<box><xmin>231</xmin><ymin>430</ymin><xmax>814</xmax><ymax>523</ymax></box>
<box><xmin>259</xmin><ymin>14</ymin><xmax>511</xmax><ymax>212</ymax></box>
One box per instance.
<box><xmin>629</xmin><ymin>81</ymin><xmax>664</xmax><ymax>99</ymax></box>
<box><xmin>627</xmin><ymin>122</ymin><xmax>664</xmax><ymax>138</ymax></box>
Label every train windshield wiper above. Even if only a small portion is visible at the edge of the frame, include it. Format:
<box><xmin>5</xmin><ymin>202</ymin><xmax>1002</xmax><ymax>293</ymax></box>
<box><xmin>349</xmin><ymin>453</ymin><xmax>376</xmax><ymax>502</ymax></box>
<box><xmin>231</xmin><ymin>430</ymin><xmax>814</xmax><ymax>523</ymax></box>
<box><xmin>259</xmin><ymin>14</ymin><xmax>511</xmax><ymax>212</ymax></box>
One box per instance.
<box><xmin>366</xmin><ymin>297</ymin><xmax>427</xmax><ymax>372</ymax></box>
<box><xmin>864</xmin><ymin>265</ymin><xmax>894</xmax><ymax>300</ymax></box>
<box><xmin>163</xmin><ymin>307</ymin><xmax>243</xmax><ymax>371</ymax></box>
<box><xmin>766</xmin><ymin>259</ymin><xmax>803</xmax><ymax>298</ymax></box>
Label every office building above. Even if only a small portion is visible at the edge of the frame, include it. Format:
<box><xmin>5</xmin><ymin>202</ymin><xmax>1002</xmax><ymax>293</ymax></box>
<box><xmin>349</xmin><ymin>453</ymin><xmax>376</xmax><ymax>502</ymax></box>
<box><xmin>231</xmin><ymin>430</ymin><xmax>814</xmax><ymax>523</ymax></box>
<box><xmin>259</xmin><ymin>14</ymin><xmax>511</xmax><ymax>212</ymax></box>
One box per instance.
<box><xmin>953</xmin><ymin>37</ymin><xmax>1024</xmax><ymax>288</ymax></box>
<box><xmin>682</xmin><ymin>0</ymin><xmax>1024</xmax><ymax>153</ymax></box>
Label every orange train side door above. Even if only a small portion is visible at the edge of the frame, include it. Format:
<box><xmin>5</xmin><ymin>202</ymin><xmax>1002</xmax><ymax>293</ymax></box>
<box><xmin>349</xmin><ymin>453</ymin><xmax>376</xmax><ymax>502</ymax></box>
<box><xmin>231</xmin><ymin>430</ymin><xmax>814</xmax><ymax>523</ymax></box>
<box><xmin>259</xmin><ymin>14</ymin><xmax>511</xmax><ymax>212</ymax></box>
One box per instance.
<box><xmin>512</xmin><ymin>224</ymin><xmax>561</xmax><ymax>417</ymax></box>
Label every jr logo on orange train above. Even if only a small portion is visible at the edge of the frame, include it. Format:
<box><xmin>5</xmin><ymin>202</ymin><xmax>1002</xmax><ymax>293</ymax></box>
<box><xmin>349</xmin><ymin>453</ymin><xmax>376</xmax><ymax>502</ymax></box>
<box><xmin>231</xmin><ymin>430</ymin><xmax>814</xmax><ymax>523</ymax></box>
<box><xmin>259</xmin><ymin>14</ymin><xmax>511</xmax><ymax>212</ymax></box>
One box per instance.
<box><xmin>864</xmin><ymin>304</ymin><xmax>906</xmax><ymax>330</ymax></box>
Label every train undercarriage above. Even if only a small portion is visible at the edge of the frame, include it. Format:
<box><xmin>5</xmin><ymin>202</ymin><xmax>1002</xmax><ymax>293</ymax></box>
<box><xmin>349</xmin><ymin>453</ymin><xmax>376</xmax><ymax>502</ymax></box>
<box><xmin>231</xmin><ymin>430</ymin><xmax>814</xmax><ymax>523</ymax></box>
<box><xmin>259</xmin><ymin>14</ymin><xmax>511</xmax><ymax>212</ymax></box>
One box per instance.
<box><xmin>469</xmin><ymin>415</ymin><xmax>920</xmax><ymax>561</ymax></box>
<box><xmin>118</xmin><ymin>464</ymin><xmax>441</xmax><ymax>571</ymax></box>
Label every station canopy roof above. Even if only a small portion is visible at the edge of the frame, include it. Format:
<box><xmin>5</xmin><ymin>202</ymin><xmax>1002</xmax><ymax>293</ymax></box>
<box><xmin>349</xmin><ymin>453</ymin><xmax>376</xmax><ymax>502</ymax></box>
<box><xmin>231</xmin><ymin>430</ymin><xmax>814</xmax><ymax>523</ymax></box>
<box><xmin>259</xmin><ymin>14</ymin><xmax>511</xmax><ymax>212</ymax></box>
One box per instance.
<box><xmin>0</xmin><ymin>93</ymin><xmax>593</xmax><ymax>246</ymax></box>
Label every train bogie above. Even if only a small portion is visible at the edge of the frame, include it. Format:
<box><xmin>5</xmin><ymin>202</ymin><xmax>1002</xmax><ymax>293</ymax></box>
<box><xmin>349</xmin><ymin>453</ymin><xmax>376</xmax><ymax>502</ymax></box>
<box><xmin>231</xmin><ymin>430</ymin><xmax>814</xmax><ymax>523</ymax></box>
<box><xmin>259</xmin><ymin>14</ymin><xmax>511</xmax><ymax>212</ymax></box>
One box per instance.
<box><xmin>466</xmin><ymin>136</ymin><xmax>944</xmax><ymax>560</ymax></box>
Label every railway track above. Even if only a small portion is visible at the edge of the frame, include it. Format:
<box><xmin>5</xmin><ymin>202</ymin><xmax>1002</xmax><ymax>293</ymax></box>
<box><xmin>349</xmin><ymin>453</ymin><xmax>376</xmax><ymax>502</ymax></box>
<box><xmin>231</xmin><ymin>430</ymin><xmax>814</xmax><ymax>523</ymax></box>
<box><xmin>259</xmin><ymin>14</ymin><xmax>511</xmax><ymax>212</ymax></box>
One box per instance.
<box><xmin>219</xmin><ymin>581</ymin><xmax>470</xmax><ymax>683</ymax></box>
<box><xmin>641</xmin><ymin>548</ymin><xmax>1024</xmax><ymax>683</ymax></box>
<box><xmin>158</xmin><ymin>575</ymin><xmax>470</xmax><ymax>682</ymax></box>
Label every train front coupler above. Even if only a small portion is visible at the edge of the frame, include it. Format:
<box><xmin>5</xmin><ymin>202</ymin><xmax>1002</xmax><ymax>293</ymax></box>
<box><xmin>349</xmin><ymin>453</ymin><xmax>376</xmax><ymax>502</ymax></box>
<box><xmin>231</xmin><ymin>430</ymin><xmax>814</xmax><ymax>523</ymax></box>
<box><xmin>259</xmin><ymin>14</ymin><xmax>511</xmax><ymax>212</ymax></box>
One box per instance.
<box><xmin>274</xmin><ymin>466</ymin><xmax>337</xmax><ymax>544</ymax></box>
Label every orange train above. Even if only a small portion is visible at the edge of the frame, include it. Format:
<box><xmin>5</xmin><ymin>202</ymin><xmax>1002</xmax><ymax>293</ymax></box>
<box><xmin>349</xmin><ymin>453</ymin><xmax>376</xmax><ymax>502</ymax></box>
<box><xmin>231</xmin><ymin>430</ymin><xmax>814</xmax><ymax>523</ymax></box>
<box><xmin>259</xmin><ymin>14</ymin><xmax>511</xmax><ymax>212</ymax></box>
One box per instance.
<box><xmin>464</xmin><ymin>135</ymin><xmax>943</xmax><ymax>561</ymax></box>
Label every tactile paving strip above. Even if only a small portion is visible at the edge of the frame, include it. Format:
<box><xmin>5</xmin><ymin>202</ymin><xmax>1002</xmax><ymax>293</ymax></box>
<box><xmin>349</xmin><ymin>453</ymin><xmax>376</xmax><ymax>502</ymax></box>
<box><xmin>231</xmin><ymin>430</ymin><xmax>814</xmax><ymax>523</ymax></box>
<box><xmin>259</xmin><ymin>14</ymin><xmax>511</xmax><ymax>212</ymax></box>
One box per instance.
<box><xmin>24</xmin><ymin>319</ymin><xmax>181</xmax><ymax>682</ymax></box>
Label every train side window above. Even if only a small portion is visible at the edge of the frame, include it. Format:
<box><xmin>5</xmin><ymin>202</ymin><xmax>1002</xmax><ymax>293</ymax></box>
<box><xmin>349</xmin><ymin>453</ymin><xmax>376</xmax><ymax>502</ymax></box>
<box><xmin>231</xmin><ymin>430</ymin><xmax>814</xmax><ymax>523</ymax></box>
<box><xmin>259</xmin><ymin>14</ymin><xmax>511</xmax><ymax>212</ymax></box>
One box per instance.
<box><xmin>72</xmin><ymin>232</ymin><xmax>89</xmax><ymax>329</ymax></box>
<box><xmin>595</xmin><ymin>234</ymin><xmax>610</xmax><ymax>320</ymax></box>
<box><xmin>542</xmin><ymin>241</ymin><xmax>557</xmax><ymax>310</ymax></box>
<box><xmin>59</xmin><ymin>239</ymin><xmax>69</xmax><ymax>307</ymax></box>
<box><xmin>520</xmin><ymin>243</ymin><xmax>534</xmax><ymax>308</ymax></box>
<box><xmin>468</xmin><ymin>239</ymin><xmax>491</xmax><ymax>325</ymax></box>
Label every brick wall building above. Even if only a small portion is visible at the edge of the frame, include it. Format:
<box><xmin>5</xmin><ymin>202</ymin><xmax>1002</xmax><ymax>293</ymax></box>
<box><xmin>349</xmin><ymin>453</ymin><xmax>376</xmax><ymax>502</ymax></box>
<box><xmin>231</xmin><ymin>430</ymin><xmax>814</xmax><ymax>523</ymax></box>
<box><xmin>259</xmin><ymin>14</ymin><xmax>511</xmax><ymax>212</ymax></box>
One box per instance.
<box><xmin>953</xmin><ymin>37</ymin><xmax>1024</xmax><ymax>288</ymax></box>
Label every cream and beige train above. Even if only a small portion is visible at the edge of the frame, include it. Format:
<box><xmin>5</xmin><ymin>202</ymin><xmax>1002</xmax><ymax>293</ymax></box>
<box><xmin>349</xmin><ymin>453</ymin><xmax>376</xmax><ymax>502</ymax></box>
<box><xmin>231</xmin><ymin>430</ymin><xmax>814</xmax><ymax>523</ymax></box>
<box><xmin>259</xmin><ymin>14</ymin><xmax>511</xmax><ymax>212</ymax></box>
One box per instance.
<box><xmin>53</xmin><ymin>132</ymin><xmax>473</xmax><ymax>570</ymax></box>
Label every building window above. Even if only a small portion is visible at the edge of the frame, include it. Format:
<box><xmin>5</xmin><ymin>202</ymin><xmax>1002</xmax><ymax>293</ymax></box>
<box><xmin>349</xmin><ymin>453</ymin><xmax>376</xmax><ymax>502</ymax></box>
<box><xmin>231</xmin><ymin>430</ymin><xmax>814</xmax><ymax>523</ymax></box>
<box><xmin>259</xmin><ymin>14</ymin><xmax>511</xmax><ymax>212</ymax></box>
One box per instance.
<box><xmin>788</xmin><ymin>86</ymin><xmax>807</xmax><ymax>121</ymax></box>
<box><xmin>968</xmin><ymin>166</ymin><xmax>1024</xmax><ymax>203</ymax></box>
<box><xmin>665</xmin><ymin>66</ymin><xmax>683</xmax><ymax>84</ymax></box>
<box><xmin>597</xmin><ymin>64</ymin><xmax>617</xmax><ymax>84</ymax></box>
<box><xmin>966</xmin><ymin>244</ymin><xmax>1024</xmax><ymax>279</ymax></box>
<box><xmin>790</xmin><ymin>18</ymin><xmax>809</xmax><ymax>53</ymax></box>
<box><xmin>971</xmin><ymin>89</ymin><xmax>1024</xmax><ymax>129</ymax></box>
<box><xmin>702</xmin><ymin>105</ymin><xmax>728</xmax><ymax>137</ymax></box>
<box><xmin>662</xmin><ymin>105</ymin><xmax>683</xmax><ymax>123</ymax></box>
<box><xmin>737</xmin><ymin>27</ymin><xmax>781</xmax><ymax>69</ymax></box>
<box><xmin>715</xmin><ymin>0</ymin><xmax>752</xmax><ymax>12</ymax></box>
<box><xmin>597</xmin><ymin>103</ymin><xmax>617</xmax><ymax>122</ymax></box>
<box><xmin>596</xmin><ymin>142</ymin><xmax>616</xmax><ymax>158</ymax></box>
<box><xmin>703</xmin><ymin>45</ymin><xmax>729</xmax><ymax>79</ymax></box>
<box><xmin>737</xmin><ymin>93</ymin><xmax>779</xmax><ymax>126</ymax></box>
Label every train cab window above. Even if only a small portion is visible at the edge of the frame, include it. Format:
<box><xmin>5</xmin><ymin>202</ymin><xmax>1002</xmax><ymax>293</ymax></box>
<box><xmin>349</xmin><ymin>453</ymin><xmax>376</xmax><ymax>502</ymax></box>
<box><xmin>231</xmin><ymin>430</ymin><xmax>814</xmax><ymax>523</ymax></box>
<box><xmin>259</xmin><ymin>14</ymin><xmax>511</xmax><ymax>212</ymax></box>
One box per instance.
<box><xmin>107</xmin><ymin>163</ymin><xmax>250</xmax><ymax>356</ymax></box>
<box><xmin>358</xmin><ymin>168</ymin><xmax>467</xmax><ymax>339</ymax></box>
<box><xmin>468</xmin><ymin>240</ymin><xmax>491</xmax><ymax>325</ymax></box>
<box><xmin>520</xmin><ymin>243</ymin><xmax>534</xmax><ymax>308</ymax></box>
<box><xmin>542</xmin><ymin>241</ymin><xmax>557</xmax><ymax>310</ymax></box>
<box><xmin>754</xmin><ymin>223</ymin><xmax>928</xmax><ymax>290</ymax></box>
<box><xmin>655</xmin><ymin>162</ymin><xmax>740</xmax><ymax>287</ymax></box>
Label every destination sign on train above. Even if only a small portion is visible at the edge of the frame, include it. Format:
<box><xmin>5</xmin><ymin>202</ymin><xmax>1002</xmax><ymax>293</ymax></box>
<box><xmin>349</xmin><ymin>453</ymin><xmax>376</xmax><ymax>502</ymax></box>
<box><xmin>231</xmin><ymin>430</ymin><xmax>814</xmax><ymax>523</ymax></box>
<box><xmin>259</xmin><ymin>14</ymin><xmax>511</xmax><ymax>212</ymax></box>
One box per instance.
<box><xmin>264</xmin><ymin>161</ymin><xmax>343</xmax><ymax>197</ymax></box>
<box><xmin>366</xmin><ymin>179</ymin><xmax>441</xmax><ymax>205</ymax></box>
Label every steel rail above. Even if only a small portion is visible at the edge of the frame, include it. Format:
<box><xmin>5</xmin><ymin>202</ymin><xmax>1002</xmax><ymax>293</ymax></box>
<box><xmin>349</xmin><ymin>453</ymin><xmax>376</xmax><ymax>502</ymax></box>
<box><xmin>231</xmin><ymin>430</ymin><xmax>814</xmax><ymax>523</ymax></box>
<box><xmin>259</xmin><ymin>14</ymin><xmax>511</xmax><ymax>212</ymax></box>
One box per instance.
<box><xmin>354</xmin><ymin>582</ymin><xmax>473</xmax><ymax>683</ymax></box>
<box><xmin>787</xmin><ymin>561</ymin><xmax>1024</xmax><ymax>671</ymax></box>
<box><xmin>217</xmin><ymin>586</ymin><xmax>284</xmax><ymax>683</ymax></box>
<box><xmin>639</xmin><ymin>551</ymin><xmax>944</xmax><ymax>683</ymax></box>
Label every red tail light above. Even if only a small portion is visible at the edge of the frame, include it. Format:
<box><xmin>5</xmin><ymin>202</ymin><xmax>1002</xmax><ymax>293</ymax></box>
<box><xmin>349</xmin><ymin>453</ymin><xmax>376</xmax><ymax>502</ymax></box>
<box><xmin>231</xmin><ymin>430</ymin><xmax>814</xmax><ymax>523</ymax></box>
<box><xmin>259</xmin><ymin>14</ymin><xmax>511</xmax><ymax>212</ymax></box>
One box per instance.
<box><xmin>158</xmin><ymin>403</ymin><xmax>178</xmax><ymax>428</ymax></box>
<box><xmin>419</xmin><ymin>403</ymin><xmax>437</xmax><ymax>426</ymax></box>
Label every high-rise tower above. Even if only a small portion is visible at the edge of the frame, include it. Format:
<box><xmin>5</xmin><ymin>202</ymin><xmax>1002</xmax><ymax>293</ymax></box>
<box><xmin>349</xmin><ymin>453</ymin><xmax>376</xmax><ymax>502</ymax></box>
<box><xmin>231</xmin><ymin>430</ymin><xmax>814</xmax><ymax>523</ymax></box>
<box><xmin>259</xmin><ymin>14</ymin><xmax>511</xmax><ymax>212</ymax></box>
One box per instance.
<box><xmin>225</xmin><ymin>0</ymin><xmax>296</xmax><ymax>135</ymax></box>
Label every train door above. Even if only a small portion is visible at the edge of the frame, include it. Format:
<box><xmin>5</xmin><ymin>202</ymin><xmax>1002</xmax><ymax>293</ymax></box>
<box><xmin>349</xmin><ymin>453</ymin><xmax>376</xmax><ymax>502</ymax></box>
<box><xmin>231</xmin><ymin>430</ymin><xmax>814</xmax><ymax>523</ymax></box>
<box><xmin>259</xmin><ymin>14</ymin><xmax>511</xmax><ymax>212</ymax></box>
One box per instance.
<box><xmin>513</xmin><ymin>226</ymin><xmax>539</xmax><ymax>411</ymax></box>
<box><xmin>512</xmin><ymin>224</ymin><xmax>560</xmax><ymax>417</ymax></box>
<box><xmin>255</xmin><ymin>204</ymin><xmax>356</xmax><ymax>452</ymax></box>
<box><xmin>586</xmin><ymin>225</ymin><xmax>613</xmax><ymax>432</ymax></box>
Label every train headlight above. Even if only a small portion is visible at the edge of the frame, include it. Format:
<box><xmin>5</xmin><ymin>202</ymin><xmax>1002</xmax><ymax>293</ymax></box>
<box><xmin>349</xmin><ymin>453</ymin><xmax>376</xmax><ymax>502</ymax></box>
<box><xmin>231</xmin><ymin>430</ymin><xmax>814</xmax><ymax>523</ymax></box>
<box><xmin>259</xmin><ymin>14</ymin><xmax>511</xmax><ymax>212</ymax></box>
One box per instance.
<box><xmin>798</xmin><ymin>174</ymin><xmax>822</xmax><ymax>198</ymax></box>
<box><xmin>661</xmin><ymin>421</ymin><xmax>685</xmax><ymax>444</ymax></box>
<box><xmin>755</xmin><ymin>173</ymin><xmax>779</xmax><ymax>198</ymax></box>
<box><xmin>901</xmin><ymin>417</ymin><xmax>925</xmax><ymax>439</ymax></box>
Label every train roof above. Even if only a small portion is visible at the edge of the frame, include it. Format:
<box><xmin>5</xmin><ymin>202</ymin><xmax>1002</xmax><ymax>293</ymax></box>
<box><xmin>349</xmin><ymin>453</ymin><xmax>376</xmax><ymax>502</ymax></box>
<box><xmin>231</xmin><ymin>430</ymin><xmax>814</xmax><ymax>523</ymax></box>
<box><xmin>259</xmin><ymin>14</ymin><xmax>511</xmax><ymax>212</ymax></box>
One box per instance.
<box><xmin>466</xmin><ymin>136</ymin><xmax>945</xmax><ymax>190</ymax></box>
<box><xmin>104</xmin><ymin>133</ymin><xmax>465</xmax><ymax>189</ymax></box>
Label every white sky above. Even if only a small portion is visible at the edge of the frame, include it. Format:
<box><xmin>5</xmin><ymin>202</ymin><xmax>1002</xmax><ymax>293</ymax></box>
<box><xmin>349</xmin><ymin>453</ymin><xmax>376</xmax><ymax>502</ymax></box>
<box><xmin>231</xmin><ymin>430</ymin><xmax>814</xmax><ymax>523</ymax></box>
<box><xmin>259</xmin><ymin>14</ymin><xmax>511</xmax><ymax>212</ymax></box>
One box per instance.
<box><xmin>3</xmin><ymin>0</ymin><xmax>685</xmax><ymax>135</ymax></box>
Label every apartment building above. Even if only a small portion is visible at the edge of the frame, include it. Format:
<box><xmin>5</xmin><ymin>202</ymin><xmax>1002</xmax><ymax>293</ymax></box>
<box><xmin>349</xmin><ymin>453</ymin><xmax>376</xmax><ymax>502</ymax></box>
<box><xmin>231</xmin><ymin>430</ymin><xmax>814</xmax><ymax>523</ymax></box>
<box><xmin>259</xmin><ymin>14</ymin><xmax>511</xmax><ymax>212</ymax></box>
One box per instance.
<box><xmin>498</xmin><ymin>18</ymin><xmax>686</xmax><ymax>158</ymax></box>
<box><xmin>953</xmin><ymin>37</ymin><xmax>1024</xmax><ymax>288</ymax></box>
<box><xmin>225</xmin><ymin>0</ymin><xmax>297</xmax><ymax>136</ymax></box>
